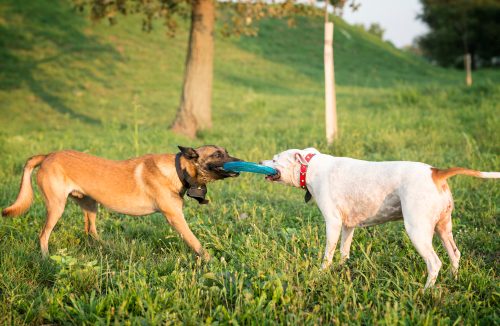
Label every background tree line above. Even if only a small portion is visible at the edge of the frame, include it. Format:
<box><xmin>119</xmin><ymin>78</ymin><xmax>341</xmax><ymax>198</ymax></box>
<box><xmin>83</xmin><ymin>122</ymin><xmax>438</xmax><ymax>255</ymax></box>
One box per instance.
<box><xmin>417</xmin><ymin>0</ymin><xmax>500</xmax><ymax>69</ymax></box>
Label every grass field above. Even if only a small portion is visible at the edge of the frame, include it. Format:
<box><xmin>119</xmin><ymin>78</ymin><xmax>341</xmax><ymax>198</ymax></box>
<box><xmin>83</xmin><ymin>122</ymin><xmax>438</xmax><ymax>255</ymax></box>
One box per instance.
<box><xmin>1</xmin><ymin>0</ymin><xmax>499</xmax><ymax>324</ymax></box>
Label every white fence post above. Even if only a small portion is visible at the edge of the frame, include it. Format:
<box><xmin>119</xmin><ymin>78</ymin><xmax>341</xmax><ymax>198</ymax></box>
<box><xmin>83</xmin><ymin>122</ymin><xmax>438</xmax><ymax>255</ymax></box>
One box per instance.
<box><xmin>324</xmin><ymin>21</ymin><xmax>337</xmax><ymax>144</ymax></box>
<box><xmin>465</xmin><ymin>53</ymin><xmax>472</xmax><ymax>87</ymax></box>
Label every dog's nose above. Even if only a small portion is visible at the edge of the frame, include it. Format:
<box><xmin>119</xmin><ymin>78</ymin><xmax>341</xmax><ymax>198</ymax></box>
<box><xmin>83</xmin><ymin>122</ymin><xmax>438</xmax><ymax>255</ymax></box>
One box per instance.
<box><xmin>259</xmin><ymin>161</ymin><xmax>263</xmax><ymax>165</ymax></box>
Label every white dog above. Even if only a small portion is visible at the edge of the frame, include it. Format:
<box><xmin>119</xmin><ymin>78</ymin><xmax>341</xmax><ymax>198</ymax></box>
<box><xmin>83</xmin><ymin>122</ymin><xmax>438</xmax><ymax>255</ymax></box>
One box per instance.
<box><xmin>261</xmin><ymin>148</ymin><xmax>499</xmax><ymax>288</ymax></box>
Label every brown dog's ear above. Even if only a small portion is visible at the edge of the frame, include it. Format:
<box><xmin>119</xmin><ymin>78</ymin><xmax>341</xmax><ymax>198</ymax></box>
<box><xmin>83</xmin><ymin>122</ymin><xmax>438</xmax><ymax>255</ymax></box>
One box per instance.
<box><xmin>178</xmin><ymin>146</ymin><xmax>199</xmax><ymax>160</ymax></box>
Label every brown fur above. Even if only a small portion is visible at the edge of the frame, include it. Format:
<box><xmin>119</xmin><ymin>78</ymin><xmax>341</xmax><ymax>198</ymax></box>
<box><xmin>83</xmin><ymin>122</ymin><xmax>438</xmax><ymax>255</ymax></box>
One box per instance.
<box><xmin>2</xmin><ymin>155</ymin><xmax>47</xmax><ymax>217</ymax></box>
<box><xmin>431</xmin><ymin>167</ymin><xmax>481</xmax><ymax>192</ymax></box>
<box><xmin>2</xmin><ymin>146</ymin><xmax>240</xmax><ymax>259</ymax></box>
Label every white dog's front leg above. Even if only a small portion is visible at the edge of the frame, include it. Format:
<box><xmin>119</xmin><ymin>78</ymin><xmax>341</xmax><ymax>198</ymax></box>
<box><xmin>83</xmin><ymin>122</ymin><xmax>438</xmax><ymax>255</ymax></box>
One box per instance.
<box><xmin>318</xmin><ymin>206</ymin><xmax>342</xmax><ymax>270</ymax></box>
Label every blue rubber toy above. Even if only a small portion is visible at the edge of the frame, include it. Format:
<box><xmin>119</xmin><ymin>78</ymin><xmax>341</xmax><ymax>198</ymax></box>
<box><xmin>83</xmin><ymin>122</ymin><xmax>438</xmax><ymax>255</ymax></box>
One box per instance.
<box><xmin>223</xmin><ymin>161</ymin><xmax>278</xmax><ymax>175</ymax></box>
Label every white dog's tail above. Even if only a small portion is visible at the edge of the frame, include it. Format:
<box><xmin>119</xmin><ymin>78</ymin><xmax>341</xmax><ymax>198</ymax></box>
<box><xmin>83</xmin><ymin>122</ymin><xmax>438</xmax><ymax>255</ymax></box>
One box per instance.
<box><xmin>2</xmin><ymin>155</ymin><xmax>47</xmax><ymax>217</ymax></box>
<box><xmin>431</xmin><ymin>167</ymin><xmax>500</xmax><ymax>192</ymax></box>
<box><xmin>478</xmin><ymin>171</ymin><xmax>500</xmax><ymax>178</ymax></box>
<box><xmin>432</xmin><ymin>167</ymin><xmax>500</xmax><ymax>180</ymax></box>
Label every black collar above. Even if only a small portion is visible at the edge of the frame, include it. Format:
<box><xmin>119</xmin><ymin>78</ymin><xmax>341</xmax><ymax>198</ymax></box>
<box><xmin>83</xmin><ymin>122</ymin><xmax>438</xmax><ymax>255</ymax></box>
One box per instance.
<box><xmin>175</xmin><ymin>153</ymin><xmax>209</xmax><ymax>205</ymax></box>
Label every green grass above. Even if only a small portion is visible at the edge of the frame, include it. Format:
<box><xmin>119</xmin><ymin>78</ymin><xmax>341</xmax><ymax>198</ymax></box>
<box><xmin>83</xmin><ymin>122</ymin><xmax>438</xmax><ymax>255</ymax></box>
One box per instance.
<box><xmin>1</xmin><ymin>0</ymin><xmax>499</xmax><ymax>324</ymax></box>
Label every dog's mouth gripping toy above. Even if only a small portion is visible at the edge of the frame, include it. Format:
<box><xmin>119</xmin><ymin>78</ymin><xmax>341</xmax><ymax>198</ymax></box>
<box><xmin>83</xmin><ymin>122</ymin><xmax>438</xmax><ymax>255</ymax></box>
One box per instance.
<box><xmin>223</xmin><ymin>161</ymin><xmax>279</xmax><ymax>180</ymax></box>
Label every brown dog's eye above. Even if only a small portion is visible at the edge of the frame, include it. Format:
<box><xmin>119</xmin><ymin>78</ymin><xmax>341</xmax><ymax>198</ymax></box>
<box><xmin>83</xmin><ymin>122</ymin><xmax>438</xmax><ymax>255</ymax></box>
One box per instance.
<box><xmin>214</xmin><ymin>152</ymin><xmax>223</xmax><ymax>158</ymax></box>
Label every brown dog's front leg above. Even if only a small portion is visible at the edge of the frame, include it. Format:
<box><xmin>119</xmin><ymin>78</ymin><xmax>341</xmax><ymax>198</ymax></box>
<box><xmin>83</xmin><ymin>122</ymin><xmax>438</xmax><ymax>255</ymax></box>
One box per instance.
<box><xmin>159</xmin><ymin>198</ymin><xmax>210</xmax><ymax>261</ymax></box>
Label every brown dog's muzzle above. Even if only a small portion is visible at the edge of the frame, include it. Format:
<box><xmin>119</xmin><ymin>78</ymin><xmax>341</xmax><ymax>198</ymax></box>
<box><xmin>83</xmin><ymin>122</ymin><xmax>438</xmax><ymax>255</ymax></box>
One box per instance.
<box><xmin>208</xmin><ymin>156</ymin><xmax>241</xmax><ymax>178</ymax></box>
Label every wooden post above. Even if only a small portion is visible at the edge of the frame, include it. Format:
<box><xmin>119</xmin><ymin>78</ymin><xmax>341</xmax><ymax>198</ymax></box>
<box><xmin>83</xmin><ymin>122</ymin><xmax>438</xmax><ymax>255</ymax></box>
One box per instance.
<box><xmin>464</xmin><ymin>53</ymin><xmax>472</xmax><ymax>87</ymax></box>
<box><xmin>324</xmin><ymin>15</ymin><xmax>337</xmax><ymax>144</ymax></box>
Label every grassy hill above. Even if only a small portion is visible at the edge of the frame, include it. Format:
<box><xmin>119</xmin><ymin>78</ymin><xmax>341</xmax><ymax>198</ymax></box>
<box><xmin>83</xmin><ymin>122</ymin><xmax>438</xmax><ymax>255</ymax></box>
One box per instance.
<box><xmin>0</xmin><ymin>0</ymin><xmax>499</xmax><ymax>324</ymax></box>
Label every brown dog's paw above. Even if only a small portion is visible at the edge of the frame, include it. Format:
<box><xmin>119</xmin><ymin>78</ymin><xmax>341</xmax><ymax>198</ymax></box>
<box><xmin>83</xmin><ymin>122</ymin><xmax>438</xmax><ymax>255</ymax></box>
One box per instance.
<box><xmin>198</xmin><ymin>248</ymin><xmax>211</xmax><ymax>262</ymax></box>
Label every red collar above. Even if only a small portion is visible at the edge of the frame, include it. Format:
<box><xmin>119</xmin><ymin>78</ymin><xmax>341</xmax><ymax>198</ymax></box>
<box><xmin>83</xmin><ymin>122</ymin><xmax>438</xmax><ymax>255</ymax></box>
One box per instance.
<box><xmin>299</xmin><ymin>153</ymin><xmax>316</xmax><ymax>189</ymax></box>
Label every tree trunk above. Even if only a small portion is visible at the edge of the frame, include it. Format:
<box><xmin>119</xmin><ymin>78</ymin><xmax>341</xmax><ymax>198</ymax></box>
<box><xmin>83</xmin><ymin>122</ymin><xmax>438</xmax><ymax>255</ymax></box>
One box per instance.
<box><xmin>171</xmin><ymin>0</ymin><xmax>215</xmax><ymax>138</ymax></box>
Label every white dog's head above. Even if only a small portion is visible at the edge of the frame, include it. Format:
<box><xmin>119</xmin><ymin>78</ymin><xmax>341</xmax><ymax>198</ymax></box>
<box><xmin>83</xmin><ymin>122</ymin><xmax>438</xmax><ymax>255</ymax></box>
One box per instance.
<box><xmin>260</xmin><ymin>148</ymin><xmax>320</xmax><ymax>187</ymax></box>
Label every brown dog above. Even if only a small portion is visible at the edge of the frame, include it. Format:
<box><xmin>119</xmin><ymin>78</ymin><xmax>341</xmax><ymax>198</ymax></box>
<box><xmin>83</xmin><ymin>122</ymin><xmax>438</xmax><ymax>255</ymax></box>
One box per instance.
<box><xmin>2</xmin><ymin>145</ymin><xmax>240</xmax><ymax>259</ymax></box>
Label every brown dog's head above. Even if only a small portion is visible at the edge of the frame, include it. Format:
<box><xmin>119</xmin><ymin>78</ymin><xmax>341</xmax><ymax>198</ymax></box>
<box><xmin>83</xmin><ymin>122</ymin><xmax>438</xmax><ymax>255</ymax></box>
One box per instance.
<box><xmin>178</xmin><ymin>145</ymin><xmax>241</xmax><ymax>183</ymax></box>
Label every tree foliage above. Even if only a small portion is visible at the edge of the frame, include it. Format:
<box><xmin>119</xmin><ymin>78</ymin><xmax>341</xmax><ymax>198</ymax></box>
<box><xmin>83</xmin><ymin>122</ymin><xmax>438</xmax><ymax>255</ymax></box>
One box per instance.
<box><xmin>417</xmin><ymin>0</ymin><xmax>500</xmax><ymax>68</ymax></box>
<box><xmin>353</xmin><ymin>22</ymin><xmax>385</xmax><ymax>39</ymax></box>
<box><xmin>367</xmin><ymin>23</ymin><xmax>384</xmax><ymax>39</ymax></box>
<box><xmin>73</xmin><ymin>0</ymin><xmax>318</xmax><ymax>37</ymax></box>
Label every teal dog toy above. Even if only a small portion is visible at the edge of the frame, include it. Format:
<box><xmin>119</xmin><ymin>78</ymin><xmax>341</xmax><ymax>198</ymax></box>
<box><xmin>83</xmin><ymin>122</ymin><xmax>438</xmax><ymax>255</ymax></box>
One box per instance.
<box><xmin>223</xmin><ymin>161</ymin><xmax>278</xmax><ymax>176</ymax></box>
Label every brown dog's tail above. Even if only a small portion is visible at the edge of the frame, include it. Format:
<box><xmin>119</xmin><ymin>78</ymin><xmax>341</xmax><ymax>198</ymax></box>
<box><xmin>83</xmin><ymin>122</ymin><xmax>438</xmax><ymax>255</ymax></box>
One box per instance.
<box><xmin>2</xmin><ymin>155</ymin><xmax>47</xmax><ymax>217</ymax></box>
<box><xmin>431</xmin><ymin>167</ymin><xmax>500</xmax><ymax>192</ymax></box>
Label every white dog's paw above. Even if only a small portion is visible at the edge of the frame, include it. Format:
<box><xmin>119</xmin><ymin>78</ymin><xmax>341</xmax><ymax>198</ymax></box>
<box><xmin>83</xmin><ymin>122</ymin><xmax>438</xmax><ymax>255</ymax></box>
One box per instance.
<box><xmin>320</xmin><ymin>262</ymin><xmax>331</xmax><ymax>270</ymax></box>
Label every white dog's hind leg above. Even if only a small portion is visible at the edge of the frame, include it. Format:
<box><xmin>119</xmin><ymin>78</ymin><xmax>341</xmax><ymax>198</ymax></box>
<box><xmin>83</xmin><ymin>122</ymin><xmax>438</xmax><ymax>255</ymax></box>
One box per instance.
<box><xmin>436</xmin><ymin>214</ymin><xmax>461</xmax><ymax>276</ymax></box>
<box><xmin>403</xmin><ymin>219</ymin><xmax>442</xmax><ymax>289</ymax></box>
<box><xmin>340</xmin><ymin>225</ymin><xmax>355</xmax><ymax>264</ymax></box>
<box><xmin>317</xmin><ymin>203</ymin><xmax>342</xmax><ymax>269</ymax></box>
<box><xmin>400</xmin><ymin>189</ymin><xmax>445</xmax><ymax>289</ymax></box>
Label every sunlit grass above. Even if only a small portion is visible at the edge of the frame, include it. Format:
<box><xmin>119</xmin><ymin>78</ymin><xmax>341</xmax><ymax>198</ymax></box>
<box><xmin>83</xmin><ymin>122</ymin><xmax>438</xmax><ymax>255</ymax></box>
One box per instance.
<box><xmin>0</xmin><ymin>0</ymin><xmax>498</xmax><ymax>324</ymax></box>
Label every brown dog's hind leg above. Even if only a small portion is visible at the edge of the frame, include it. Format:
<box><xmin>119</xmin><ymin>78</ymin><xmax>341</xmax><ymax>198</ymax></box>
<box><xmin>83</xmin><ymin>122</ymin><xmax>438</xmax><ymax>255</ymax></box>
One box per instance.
<box><xmin>157</xmin><ymin>195</ymin><xmax>210</xmax><ymax>262</ymax></box>
<box><xmin>37</xmin><ymin>178</ymin><xmax>68</xmax><ymax>258</ymax></box>
<box><xmin>72</xmin><ymin>196</ymin><xmax>99</xmax><ymax>239</ymax></box>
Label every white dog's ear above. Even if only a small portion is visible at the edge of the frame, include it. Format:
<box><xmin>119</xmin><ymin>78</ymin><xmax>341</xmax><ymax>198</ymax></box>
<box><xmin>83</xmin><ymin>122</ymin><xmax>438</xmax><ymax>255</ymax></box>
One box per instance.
<box><xmin>294</xmin><ymin>152</ymin><xmax>308</xmax><ymax>165</ymax></box>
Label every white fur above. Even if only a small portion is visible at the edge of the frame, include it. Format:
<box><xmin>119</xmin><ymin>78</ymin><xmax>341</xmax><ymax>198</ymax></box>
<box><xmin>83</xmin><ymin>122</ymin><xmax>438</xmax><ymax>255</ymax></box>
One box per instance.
<box><xmin>479</xmin><ymin>172</ymin><xmax>500</xmax><ymax>178</ymax></box>
<box><xmin>262</xmin><ymin>148</ymin><xmax>498</xmax><ymax>289</ymax></box>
